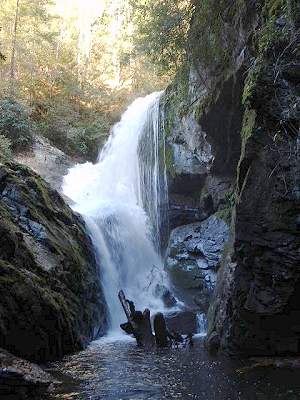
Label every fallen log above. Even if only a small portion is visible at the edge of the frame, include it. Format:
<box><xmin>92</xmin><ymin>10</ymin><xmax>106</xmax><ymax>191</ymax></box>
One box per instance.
<box><xmin>118</xmin><ymin>290</ymin><xmax>191</xmax><ymax>350</ymax></box>
<box><xmin>118</xmin><ymin>290</ymin><xmax>155</xmax><ymax>349</ymax></box>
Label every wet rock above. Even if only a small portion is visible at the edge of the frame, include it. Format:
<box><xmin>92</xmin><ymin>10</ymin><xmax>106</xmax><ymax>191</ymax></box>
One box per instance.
<box><xmin>282</xmin><ymin>63</ymin><xmax>300</xmax><ymax>82</ymax></box>
<box><xmin>0</xmin><ymin>162</ymin><xmax>107</xmax><ymax>362</ymax></box>
<box><xmin>0</xmin><ymin>348</ymin><xmax>56</xmax><ymax>399</ymax></box>
<box><xmin>165</xmin><ymin>215</ymin><xmax>229</xmax><ymax>310</ymax></box>
<box><xmin>205</xmin><ymin>331</ymin><xmax>220</xmax><ymax>354</ymax></box>
<box><xmin>208</xmin><ymin>4</ymin><xmax>300</xmax><ymax>355</ymax></box>
<box><xmin>165</xmin><ymin>311</ymin><xmax>198</xmax><ymax>335</ymax></box>
<box><xmin>154</xmin><ymin>284</ymin><xmax>177</xmax><ymax>308</ymax></box>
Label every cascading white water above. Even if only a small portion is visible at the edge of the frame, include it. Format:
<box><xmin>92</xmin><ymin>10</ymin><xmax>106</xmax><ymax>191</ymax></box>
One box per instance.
<box><xmin>196</xmin><ymin>313</ymin><xmax>208</xmax><ymax>337</ymax></box>
<box><xmin>138</xmin><ymin>98</ymin><xmax>169</xmax><ymax>248</ymax></box>
<box><xmin>63</xmin><ymin>92</ymin><xmax>169</xmax><ymax>334</ymax></box>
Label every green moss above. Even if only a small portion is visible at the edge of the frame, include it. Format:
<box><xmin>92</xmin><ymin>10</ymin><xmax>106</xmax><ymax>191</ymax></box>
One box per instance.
<box><xmin>195</xmin><ymin>93</ymin><xmax>214</xmax><ymax>121</ymax></box>
<box><xmin>215</xmin><ymin>190</ymin><xmax>235</xmax><ymax>224</ymax></box>
<box><xmin>215</xmin><ymin>208</ymin><xmax>232</xmax><ymax>224</ymax></box>
<box><xmin>241</xmin><ymin>109</ymin><xmax>256</xmax><ymax>140</ymax></box>
<box><xmin>264</xmin><ymin>0</ymin><xmax>285</xmax><ymax>17</ymax></box>
<box><xmin>190</xmin><ymin>0</ymin><xmax>246</xmax><ymax>73</ymax></box>
<box><xmin>165</xmin><ymin>145</ymin><xmax>176</xmax><ymax>179</ymax></box>
<box><xmin>0</xmin><ymin>161</ymin><xmax>106</xmax><ymax>362</ymax></box>
<box><xmin>162</xmin><ymin>65</ymin><xmax>190</xmax><ymax>139</ymax></box>
<box><xmin>242</xmin><ymin>64</ymin><xmax>262</xmax><ymax>106</ymax></box>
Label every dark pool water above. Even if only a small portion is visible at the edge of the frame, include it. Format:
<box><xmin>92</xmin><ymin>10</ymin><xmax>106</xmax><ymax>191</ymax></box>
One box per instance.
<box><xmin>46</xmin><ymin>336</ymin><xmax>300</xmax><ymax>400</ymax></box>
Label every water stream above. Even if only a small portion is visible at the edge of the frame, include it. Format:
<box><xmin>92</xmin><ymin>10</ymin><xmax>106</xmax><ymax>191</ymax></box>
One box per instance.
<box><xmin>63</xmin><ymin>92</ymin><xmax>168</xmax><ymax>334</ymax></box>
<box><xmin>50</xmin><ymin>93</ymin><xmax>300</xmax><ymax>400</ymax></box>
<box><xmin>47</xmin><ymin>337</ymin><xmax>300</xmax><ymax>400</ymax></box>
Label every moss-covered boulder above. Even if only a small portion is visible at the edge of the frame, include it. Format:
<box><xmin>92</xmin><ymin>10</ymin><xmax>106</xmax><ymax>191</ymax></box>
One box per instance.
<box><xmin>0</xmin><ymin>162</ymin><xmax>107</xmax><ymax>362</ymax></box>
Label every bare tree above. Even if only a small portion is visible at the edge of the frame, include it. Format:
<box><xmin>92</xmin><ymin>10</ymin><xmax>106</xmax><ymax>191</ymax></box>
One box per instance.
<box><xmin>10</xmin><ymin>0</ymin><xmax>20</xmax><ymax>91</ymax></box>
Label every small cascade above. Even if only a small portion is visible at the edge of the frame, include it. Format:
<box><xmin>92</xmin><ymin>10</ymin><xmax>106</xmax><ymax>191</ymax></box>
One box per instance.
<box><xmin>196</xmin><ymin>313</ymin><xmax>208</xmax><ymax>337</ymax></box>
<box><xmin>63</xmin><ymin>92</ymin><xmax>169</xmax><ymax>335</ymax></box>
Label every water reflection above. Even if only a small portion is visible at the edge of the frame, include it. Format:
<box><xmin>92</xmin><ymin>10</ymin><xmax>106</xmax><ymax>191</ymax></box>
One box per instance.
<box><xmin>47</xmin><ymin>337</ymin><xmax>300</xmax><ymax>400</ymax></box>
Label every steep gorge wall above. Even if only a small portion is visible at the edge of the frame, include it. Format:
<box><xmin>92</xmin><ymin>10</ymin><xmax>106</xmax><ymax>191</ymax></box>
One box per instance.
<box><xmin>161</xmin><ymin>0</ymin><xmax>257</xmax><ymax>230</ymax></box>
<box><xmin>163</xmin><ymin>0</ymin><xmax>300</xmax><ymax>355</ymax></box>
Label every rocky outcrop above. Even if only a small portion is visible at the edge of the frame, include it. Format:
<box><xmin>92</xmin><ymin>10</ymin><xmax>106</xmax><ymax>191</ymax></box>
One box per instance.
<box><xmin>162</xmin><ymin>0</ymin><xmax>256</xmax><ymax>322</ymax></box>
<box><xmin>163</xmin><ymin>0</ymin><xmax>300</xmax><ymax>355</ymax></box>
<box><xmin>165</xmin><ymin>215</ymin><xmax>229</xmax><ymax>311</ymax></box>
<box><xmin>161</xmin><ymin>0</ymin><xmax>258</xmax><ymax>231</ymax></box>
<box><xmin>0</xmin><ymin>348</ymin><xmax>56</xmax><ymax>398</ymax></box>
<box><xmin>207</xmin><ymin>1</ymin><xmax>300</xmax><ymax>355</ymax></box>
<box><xmin>165</xmin><ymin>311</ymin><xmax>198</xmax><ymax>335</ymax></box>
<box><xmin>14</xmin><ymin>135</ymin><xmax>73</xmax><ymax>192</ymax></box>
<box><xmin>0</xmin><ymin>162</ymin><xmax>107</xmax><ymax>362</ymax></box>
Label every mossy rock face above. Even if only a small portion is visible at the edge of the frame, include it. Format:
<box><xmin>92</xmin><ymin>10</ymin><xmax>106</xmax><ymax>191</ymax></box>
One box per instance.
<box><xmin>208</xmin><ymin>0</ymin><xmax>300</xmax><ymax>355</ymax></box>
<box><xmin>159</xmin><ymin>0</ymin><xmax>258</xmax><ymax>233</ymax></box>
<box><xmin>0</xmin><ymin>162</ymin><xmax>107</xmax><ymax>362</ymax></box>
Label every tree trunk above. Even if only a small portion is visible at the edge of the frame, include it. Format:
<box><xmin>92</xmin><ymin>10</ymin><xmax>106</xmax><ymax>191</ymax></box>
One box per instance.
<box><xmin>10</xmin><ymin>0</ymin><xmax>20</xmax><ymax>92</ymax></box>
<box><xmin>153</xmin><ymin>312</ymin><xmax>169</xmax><ymax>348</ymax></box>
<box><xmin>118</xmin><ymin>290</ymin><xmax>155</xmax><ymax>349</ymax></box>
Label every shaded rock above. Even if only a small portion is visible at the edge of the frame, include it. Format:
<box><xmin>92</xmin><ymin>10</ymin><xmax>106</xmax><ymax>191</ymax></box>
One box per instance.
<box><xmin>0</xmin><ymin>348</ymin><xmax>56</xmax><ymax>398</ymax></box>
<box><xmin>205</xmin><ymin>331</ymin><xmax>220</xmax><ymax>354</ymax></box>
<box><xmin>0</xmin><ymin>162</ymin><xmax>107</xmax><ymax>362</ymax></box>
<box><xmin>209</xmin><ymin>125</ymin><xmax>300</xmax><ymax>355</ymax></box>
<box><xmin>165</xmin><ymin>215</ymin><xmax>229</xmax><ymax>310</ymax></box>
<box><xmin>282</xmin><ymin>63</ymin><xmax>300</xmax><ymax>82</ymax></box>
<box><xmin>154</xmin><ymin>284</ymin><xmax>177</xmax><ymax>308</ymax></box>
<box><xmin>165</xmin><ymin>311</ymin><xmax>198</xmax><ymax>335</ymax></box>
<box><xmin>161</xmin><ymin>0</ymin><xmax>300</xmax><ymax>357</ymax></box>
<box><xmin>208</xmin><ymin>3</ymin><xmax>300</xmax><ymax>355</ymax></box>
<box><xmin>158</xmin><ymin>0</ymin><xmax>260</xmax><ymax>265</ymax></box>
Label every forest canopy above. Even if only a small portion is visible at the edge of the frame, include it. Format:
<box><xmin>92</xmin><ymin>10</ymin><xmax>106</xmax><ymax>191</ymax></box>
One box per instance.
<box><xmin>0</xmin><ymin>0</ymin><xmax>193</xmax><ymax>161</ymax></box>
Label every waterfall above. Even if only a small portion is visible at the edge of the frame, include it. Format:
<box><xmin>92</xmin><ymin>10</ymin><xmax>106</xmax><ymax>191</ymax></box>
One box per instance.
<box><xmin>138</xmin><ymin>96</ymin><xmax>169</xmax><ymax>248</ymax></box>
<box><xmin>196</xmin><ymin>313</ymin><xmax>208</xmax><ymax>337</ymax></box>
<box><xmin>63</xmin><ymin>92</ymin><xmax>169</xmax><ymax>334</ymax></box>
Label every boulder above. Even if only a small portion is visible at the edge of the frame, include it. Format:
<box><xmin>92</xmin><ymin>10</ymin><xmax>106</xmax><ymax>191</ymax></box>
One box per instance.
<box><xmin>0</xmin><ymin>162</ymin><xmax>107</xmax><ymax>362</ymax></box>
<box><xmin>154</xmin><ymin>284</ymin><xmax>177</xmax><ymax>308</ymax></box>
<box><xmin>164</xmin><ymin>311</ymin><xmax>198</xmax><ymax>335</ymax></box>
<box><xmin>165</xmin><ymin>215</ymin><xmax>229</xmax><ymax>310</ymax></box>
<box><xmin>0</xmin><ymin>348</ymin><xmax>56</xmax><ymax>399</ymax></box>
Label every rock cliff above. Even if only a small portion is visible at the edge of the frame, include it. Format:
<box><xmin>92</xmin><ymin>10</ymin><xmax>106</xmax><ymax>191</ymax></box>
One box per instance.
<box><xmin>15</xmin><ymin>135</ymin><xmax>73</xmax><ymax>192</ymax></box>
<box><xmin>0</xmin><ymin>162</ymin><xmax>107</xmax><ymax>362</ymax></box>
<box><xmin>162</xmin><ymin>0</ymin><xmax>300</xmax><ymax>355</ymax></box>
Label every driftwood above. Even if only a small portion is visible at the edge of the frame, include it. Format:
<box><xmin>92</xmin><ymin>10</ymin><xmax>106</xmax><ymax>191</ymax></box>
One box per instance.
<box><xmin>119</xmin><ymin>290</ymin><xmax>155</xmax><ymax>349</ymax></box>
<box><xmin>153</xmin><ymin>313</ymin><xmax>169</xmax><ymax>347</ymax></box>
<box><xmin>118</xmin><ymin>290</ymin><xmax>194</xmax><ymax>349</ymax></box>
